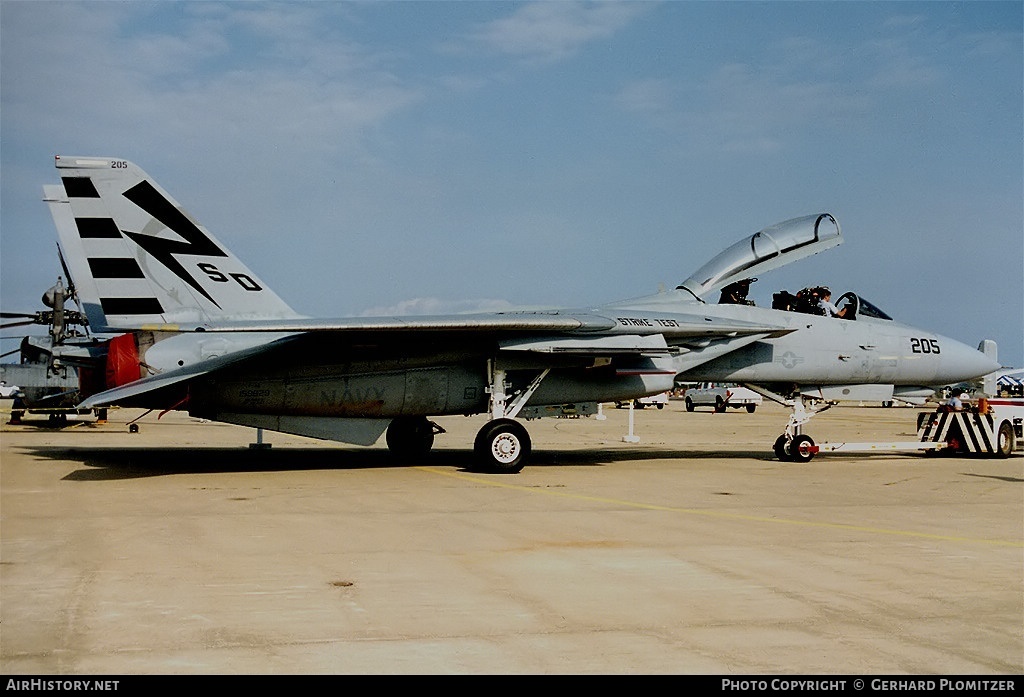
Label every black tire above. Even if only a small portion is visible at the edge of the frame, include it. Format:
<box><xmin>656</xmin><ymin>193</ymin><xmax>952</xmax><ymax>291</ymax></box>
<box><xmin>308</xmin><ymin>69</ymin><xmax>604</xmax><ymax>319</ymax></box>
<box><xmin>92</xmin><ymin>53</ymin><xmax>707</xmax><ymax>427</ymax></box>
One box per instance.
<box><xmin>942</xmin><ymin>437</ymin><xmax>963</xmax><ymax>456</ymax></box>
<box><xmin>944</xmin><ymin>424</ymin><xmax>968</xmax><ymax>456</ymax></box>
<box><xmin>714</xmin><ymin>397</ymin><xmax>725</xmax><ymax>413</ymax></box>
<box><xmin>746</xmin><ymin>404</ymin><xmax>756</xmax><ymax>413</ymax></box>
<box><xmin>789</xmin><ymin>434</ymin><xmax>816</xmax><ymax>463</ymax></box>
<box><xmin>882</xmin><ymin>401</ymin><xmax>893</xmax><ymax>408</ymax></box>
<box><xmin>386</xmin><ymin>416</ymin><xmax>435</xmax><ymax>458</ymax></box>
<box><xmin>773</xmin><ymin>435</ymin><xmax>791</xmax><ymax>461</ymax></box>
<box><xmin>474</xmin><ymin>419</ymin><xmax>531</xmax><ymax>474</ymax></box>
<box><xmin>995</xmin><ymin>420</ymin><xmax>1015</xmax><ymax>458</ymax></box>
<box><xmin>685</xmin><ymin>398</ymin><xmax>694</xmax><ymax>412</ymax></box>
<box><xmin>656</xmin><ymin>403</ymin><xmax>664</xmax><ymax>410</ymax></box>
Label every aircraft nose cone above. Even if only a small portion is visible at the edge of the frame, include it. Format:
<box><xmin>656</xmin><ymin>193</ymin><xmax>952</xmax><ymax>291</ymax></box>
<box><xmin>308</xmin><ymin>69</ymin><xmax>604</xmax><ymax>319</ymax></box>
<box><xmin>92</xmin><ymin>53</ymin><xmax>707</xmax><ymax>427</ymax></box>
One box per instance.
<box><xmin>937</xmin><ymin>335</ymin><xmax>1000</xmax><ymax>383</ymax></box>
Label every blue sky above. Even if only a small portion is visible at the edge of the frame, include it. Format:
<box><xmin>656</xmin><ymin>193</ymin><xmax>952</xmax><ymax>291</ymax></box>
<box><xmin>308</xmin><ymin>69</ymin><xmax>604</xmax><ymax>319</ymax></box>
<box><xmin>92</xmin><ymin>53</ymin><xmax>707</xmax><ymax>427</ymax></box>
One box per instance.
<box><xmin>2</xmin><ymin>1</ymin><xmax>1021</xmax><ymax>368</ymax></box>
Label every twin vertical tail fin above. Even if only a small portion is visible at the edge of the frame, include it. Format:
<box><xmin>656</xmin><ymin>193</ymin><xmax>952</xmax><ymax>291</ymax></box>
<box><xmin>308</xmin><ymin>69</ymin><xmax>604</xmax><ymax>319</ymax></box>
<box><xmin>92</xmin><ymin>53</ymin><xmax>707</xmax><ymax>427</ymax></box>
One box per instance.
<box><xmin>979</xmin><ymin>339</ymin><xmax>999</xmax><ymax>397</ymax></box>
<box><xmin>44</xmin><ymin>156</ymin><xmax>299</xmax><ymax>332</ymax></box>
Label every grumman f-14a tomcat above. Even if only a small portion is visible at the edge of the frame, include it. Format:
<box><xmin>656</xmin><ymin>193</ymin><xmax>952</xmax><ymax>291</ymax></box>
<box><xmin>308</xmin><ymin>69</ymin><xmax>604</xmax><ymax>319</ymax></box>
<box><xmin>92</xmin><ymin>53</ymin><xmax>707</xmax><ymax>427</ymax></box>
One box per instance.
<box><xmin>41</xmin><ymin>156</ymin><xmax>999</xmax><ymax>472</ymax></box>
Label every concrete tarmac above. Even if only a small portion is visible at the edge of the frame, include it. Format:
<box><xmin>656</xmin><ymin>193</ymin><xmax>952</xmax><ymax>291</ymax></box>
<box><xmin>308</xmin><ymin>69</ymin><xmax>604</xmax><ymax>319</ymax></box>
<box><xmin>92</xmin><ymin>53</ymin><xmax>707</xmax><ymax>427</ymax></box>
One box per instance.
<box><xmin>1</xmin><ymin>400</ymin><xmax>1021</xmax><ymax>675</ymax></box>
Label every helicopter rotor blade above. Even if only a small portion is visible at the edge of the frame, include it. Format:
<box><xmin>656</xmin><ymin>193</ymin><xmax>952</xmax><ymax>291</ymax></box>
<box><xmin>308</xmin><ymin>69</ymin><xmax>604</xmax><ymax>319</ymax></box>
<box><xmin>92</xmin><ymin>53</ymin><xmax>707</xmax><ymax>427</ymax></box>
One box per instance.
<box><xmin>1</xmin><ymin>319</ymin><xmax>38</xmax><ymax>330</ymax></box>
<box><xmin>57</xmin><ymin>244</ymin><xmax>78</xmax><ymax>301</ymax></box>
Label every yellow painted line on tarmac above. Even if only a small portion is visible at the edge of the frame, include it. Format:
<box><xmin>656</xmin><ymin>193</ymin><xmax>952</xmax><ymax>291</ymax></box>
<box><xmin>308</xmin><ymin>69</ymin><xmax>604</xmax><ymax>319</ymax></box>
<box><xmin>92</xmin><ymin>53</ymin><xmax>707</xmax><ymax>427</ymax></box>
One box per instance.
<box><xmin>418</xmin><ymin>467</ymin><xmax>1022</xmax><ymax>548</ymax></box>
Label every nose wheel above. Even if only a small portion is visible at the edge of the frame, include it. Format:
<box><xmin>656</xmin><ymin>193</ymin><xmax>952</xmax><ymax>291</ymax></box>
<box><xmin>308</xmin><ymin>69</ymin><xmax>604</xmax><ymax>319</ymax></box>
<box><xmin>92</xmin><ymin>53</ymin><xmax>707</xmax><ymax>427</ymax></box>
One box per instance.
<box><xmin>775</xmin><ymin>434</ymin><xmax>816</xmax><ymax>462</ymax></box>
<box><xmin>768</xmin><ymin>392</ymin><xmax>830</xmax><ymax>462</ymax></box>
<box><xmin>773</xmin><ymin>435</ymin><xmax>790</xmax><ymax>460</ymax></box>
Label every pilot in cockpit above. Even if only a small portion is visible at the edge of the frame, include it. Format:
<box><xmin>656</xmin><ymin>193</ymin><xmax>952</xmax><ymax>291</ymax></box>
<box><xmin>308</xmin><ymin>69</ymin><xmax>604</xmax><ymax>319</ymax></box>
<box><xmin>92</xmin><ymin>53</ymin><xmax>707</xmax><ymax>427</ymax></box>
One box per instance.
<box><xmin>718</xmin><ymin>278</ymin><xmax>756</xmax><ymax>306</ymax></box>
<box><xmin>817</xmin><ymin>288</ymin><xmax>847</xmax><ymax>318</ymax></box>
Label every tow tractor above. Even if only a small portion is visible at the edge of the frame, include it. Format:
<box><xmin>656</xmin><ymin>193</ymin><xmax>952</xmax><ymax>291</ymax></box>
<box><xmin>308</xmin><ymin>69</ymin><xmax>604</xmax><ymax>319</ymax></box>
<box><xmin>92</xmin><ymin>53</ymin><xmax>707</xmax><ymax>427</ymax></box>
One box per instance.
<box><xmin>915</xmin><ymin>398</ymin><xmax>1022</xmax><ymax>458</ymax></box>
<box><xmin>766</xmin><ymin>391</ymin><xmax>1022</xmax><ymax>463</ymax></box>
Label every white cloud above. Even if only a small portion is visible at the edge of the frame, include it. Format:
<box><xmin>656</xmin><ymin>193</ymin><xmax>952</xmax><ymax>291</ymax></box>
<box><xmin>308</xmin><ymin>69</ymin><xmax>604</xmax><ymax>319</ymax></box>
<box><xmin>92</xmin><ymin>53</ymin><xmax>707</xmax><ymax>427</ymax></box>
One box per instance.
<box><xmin>1</xmin><ymin>2</ymin><xmax>422</xmax><ymax>162</ymax></box>
<box><xmin>466</xmin><ymin>1</ymin><xmax>649</xmax><ymax>64</ymax></box>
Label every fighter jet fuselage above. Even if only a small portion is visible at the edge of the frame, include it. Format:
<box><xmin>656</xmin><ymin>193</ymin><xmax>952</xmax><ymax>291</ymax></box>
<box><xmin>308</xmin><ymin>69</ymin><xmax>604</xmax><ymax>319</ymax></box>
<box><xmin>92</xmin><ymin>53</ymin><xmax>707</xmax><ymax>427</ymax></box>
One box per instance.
<box><xmin>40</xmin><ymin>157</ymin><xmax>998</xmax><ymax>471</ymax></box>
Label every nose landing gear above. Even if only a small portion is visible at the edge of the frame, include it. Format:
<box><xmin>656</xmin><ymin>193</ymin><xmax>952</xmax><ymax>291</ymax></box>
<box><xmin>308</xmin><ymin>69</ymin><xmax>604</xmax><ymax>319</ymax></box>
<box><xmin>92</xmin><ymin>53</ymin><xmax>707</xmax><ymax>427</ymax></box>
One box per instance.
<box><xmin>770</xmin><ymin>392</ymin><xmax>833</xmax><ymax>462</ymax></box>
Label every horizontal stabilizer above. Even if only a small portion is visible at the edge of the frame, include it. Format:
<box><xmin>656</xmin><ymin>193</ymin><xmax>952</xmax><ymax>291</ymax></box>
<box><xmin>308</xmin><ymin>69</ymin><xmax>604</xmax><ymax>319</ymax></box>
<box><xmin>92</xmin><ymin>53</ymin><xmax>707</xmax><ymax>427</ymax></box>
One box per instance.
<box><xmin>79</xmin><ymin>336</ymin><xmax>290</xmax><ymax>408</ymax></box>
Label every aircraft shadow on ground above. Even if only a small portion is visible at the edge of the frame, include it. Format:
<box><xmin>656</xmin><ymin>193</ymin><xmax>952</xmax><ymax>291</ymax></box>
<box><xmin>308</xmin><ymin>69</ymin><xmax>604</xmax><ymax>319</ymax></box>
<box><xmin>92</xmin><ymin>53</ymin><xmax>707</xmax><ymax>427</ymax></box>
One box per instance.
<box><xmin>962</xmin><ymin>471</ymin><xmax>1024</xmax><ymax>484</ymax></box>
<box><xmin>19</xmin><ymin>444</ymin><xmax>780</xmax><ymax>481</ymax></box>
<box><xmin>16</xmin><ymin>443</ymin><xmax>1017</xmax><ymax>481</ymax></box>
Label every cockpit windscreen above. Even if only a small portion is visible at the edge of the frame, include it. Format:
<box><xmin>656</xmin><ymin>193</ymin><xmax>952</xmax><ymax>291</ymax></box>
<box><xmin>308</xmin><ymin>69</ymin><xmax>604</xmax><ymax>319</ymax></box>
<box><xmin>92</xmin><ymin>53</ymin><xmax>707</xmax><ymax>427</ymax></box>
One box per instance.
<box><xmin>855</xmin><ymin>296</ymin><xmax>892</xmax><ymax>321</ymax></box>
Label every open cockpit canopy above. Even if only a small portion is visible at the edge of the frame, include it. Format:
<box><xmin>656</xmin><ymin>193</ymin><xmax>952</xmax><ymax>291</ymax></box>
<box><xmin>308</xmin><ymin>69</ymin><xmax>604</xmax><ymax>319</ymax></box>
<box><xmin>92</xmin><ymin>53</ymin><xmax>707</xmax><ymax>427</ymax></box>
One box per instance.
<box><xmin>678</xmin><ymin>213</ymin><xmax>842</xmax><ymax>302</ymax></box>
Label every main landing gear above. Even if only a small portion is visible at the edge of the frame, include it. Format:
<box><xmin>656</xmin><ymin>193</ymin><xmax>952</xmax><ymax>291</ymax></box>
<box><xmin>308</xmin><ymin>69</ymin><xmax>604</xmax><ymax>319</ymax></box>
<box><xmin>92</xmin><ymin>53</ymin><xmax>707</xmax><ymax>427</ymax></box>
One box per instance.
<box><xmin>472</xmin><ymin>362</ymin><xmax>550</xmax><ymax>474</ymax></box>
<box><xmin>474</xmin><ymin>418</ymin><xmax>531</xmax><ymax>474</ymax></box>
<box><xmin>383</xmin><ymin>362</ymin><xmax>550</xmax><ymax>474</ymax></box>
